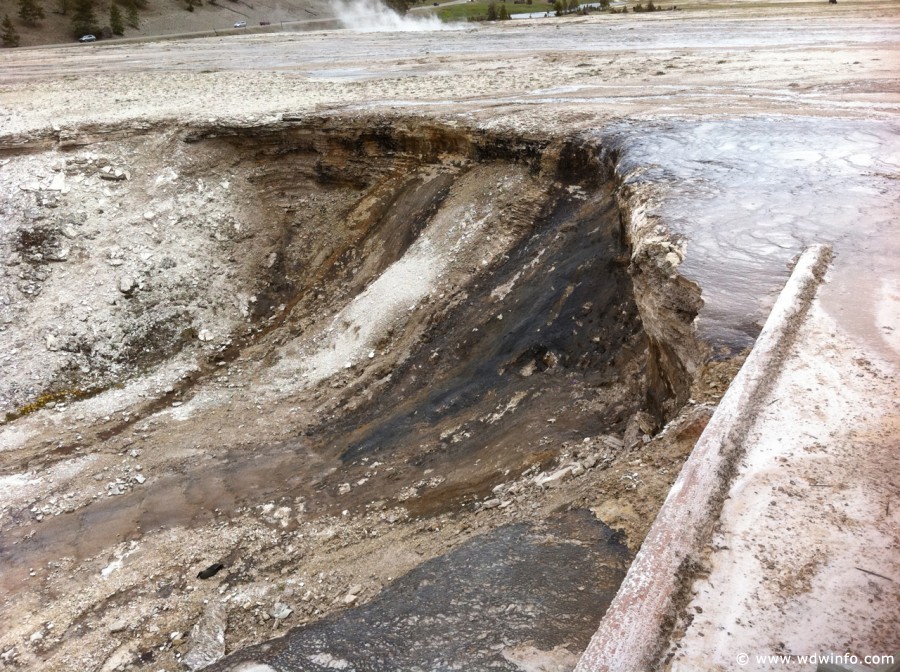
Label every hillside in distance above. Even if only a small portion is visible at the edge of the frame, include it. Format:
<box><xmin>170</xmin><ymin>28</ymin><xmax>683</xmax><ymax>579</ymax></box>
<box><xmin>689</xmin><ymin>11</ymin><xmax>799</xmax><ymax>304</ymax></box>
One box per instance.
<box><xmin>0</xmin><ymin>0</ymin><xmax>329</xmax><ymax>47</ymax></box>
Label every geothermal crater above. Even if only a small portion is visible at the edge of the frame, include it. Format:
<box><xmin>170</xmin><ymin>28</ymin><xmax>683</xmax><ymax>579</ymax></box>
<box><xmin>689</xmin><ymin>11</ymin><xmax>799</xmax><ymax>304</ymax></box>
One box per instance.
<box><xmin>0</xmin><ymin>117</ymin><xmax>714</xmax><ymax>671</ymax></box>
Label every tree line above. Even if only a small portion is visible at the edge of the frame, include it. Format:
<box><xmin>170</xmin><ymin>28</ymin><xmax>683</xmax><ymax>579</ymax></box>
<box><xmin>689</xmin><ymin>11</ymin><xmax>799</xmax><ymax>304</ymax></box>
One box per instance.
<box><xmin>2</xmin><ymin>0</ymin><xmax>142</xmax><ymax>47</ymax></box>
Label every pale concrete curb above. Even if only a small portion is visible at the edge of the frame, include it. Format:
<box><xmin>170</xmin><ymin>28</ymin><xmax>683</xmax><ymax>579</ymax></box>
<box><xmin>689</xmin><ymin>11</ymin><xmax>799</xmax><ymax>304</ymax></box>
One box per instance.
<box><xmin>574</xmin><ymin>244</ymin><xmax>834</xmax><ymax>672</ymax></box>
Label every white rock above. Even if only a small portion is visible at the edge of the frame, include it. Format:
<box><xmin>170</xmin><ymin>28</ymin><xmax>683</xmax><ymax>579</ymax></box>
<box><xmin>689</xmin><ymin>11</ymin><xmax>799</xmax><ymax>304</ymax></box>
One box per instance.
<box><xmin>308</xmin><ymin>654</ymin><xmax>350</xmax><ymax>670</ymax></box>
<box><xmin>599</xmin><ymin>435</ymin><xmax>624</xmax><ymax>450</ymax></box>
<box><xmin>48</xmin><ymin>173</ymin><xmax>66</xmax><ymax>191</ymax></box>
<box><xmin>269</xmin><ymin>602</ymin><xmax>293</xmax><ymax>620</ymax></box>
<box><xmin>46</xmin><ymin>246</ymin><xmax>69</xmax><ymax>261</ymax></box>
<box><xmin>534</xmin><ymin>466</ymin><xmax>575</xmax><ymax>488</ymax></box>
<box><xmin>108</xmin><ymin>619</ymin><xmax>128</xmax><ymax>633</ymax></box>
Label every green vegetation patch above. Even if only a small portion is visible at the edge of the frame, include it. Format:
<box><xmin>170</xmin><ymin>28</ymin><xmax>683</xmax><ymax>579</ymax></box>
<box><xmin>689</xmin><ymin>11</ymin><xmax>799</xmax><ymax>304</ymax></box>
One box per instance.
<box><xmin>429</xmin><ymin>0</ymin><xmax>558</xmax><ymax>21</ymax></box>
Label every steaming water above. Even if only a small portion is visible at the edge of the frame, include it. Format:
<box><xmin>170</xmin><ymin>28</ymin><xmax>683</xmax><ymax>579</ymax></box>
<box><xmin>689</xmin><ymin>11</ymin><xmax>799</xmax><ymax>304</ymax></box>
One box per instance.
<box><xmin>335</xmin><ymin>0</ymin><xmax>454</xmax><ymax>31</ymax></box>
<box><xmin>603</xmin><ymin>118</ymin><xmax>900</xmax><ymax>356</ymax></box>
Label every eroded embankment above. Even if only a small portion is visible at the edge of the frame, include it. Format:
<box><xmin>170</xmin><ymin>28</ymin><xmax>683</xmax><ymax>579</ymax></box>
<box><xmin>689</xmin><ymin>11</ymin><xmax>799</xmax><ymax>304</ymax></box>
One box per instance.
<box><xmin>0</xmin><ymin>117</ymin><xmax>712</xmax><ymax>672</ymax></box>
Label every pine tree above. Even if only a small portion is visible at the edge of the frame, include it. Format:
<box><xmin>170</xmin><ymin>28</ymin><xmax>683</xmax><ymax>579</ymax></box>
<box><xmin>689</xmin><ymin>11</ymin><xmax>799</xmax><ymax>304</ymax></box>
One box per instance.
<box><xmin>553</xmin><ymin>0</ymin><xmax>563</xmax><ymax>14</ymax></box>
<box><xmin>71</xmin><ymin>0</ymin><xmax>96</xmax><ymax>36</ymax></box>
<box><xmin>497</xmin><ymin>3</ymin><xmax>509</xmax><ymax>19</ymax></box>
<box><xmin>18</xmin><ymin>0</ymin><xmax>46</xmax><ymax>26</ymax></box>
<box><xmin>55</xmin><ymin>0</ymin><xmax>70</xmax><ymax>14</ymax></box>
<box><xmin>109</xmin><ymin>2</ymin><xmax>123</xmax><ymax>33</ymax></box>
<box><xmin>1</xmin><ymin>14</ymin><xmax>20</xmax><ymax>46</ymax></box>
<box><xmin>125</xmin><ymin>0</ymin><xmax>138</xmax><ymax>27</ymax></box>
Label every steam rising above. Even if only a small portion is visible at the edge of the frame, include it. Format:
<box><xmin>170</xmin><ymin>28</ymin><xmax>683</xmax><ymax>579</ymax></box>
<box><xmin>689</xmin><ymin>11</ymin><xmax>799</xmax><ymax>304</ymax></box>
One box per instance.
<box><xmin>334</xmin><ymin>0</ymin><xmax>453</xmax><ymax>31</ymax></box>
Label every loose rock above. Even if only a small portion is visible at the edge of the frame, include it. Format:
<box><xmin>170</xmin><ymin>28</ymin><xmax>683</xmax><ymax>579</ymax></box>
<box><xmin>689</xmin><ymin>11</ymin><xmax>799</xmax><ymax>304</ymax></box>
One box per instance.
<box><xmin>108</xmin><ymin>619</ymin><xmax>128</xmax><ymax>633</ymax></box>
<box><xmin>270</xmin><ymin>602</ymin><xmax>293</xmax><ymax>620</ymax></box>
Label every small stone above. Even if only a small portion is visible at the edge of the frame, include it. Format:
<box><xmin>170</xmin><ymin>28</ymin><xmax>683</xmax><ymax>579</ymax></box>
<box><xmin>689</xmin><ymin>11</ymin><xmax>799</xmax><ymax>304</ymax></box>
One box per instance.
<box><xmin>134</xmin><ymin>474</ymin><xmax>146</xmax><ymax>485</ymax></box>
<box><xmin>338</xmin><ymin>483</ymin><xmax>351</xmax><ymax>495</ymax></box>
<box><xmin>48</xmin><ymin>173</ymin><xmax>66</xmax><ymax>191</ymax></box>
<box><xmin>198</xmin><ymin>329</ymin><xmax>213</xmax><ymax>342</ymax></box>
<box><xmin>143</xmin><ymin>211</ymin><xmax>156</xmax><ymax>221</ymax></box>
<box><xmin>347</xmin><ymin>584</ymin><xmax>363</xmax><ymax>596</ymax></box>
<box><xmin>118</xmin><ymin>276</ymin><xmax>135</xmax><ymax>295</ymax></box>
<box><xmin>570</xmin><ymin>464</ymin><xmax>586</xmax><ymax>477</ymax></box>
<box><xmin>582</xmin><ymin>455</ymin><xmax>598</xmax><ymax>469</ymax></box>
<box><xmin>109</xmin><ymin>619</ymin><xmax>128</xmax><ymax>633</ymax></box>
<box><xmin>482</xmin><ymin>498</ymin><xmax>501</xmax><ymax>509</ymax></box>
<box><xmin>269</xmin><ymin>602</ymin><xmax>293</xmax><ymax>620</ymax></box>
<box><xmin>29</xmin><ymin>631</ymin><xmax>43</xmax><ymax>642</ymax></box>
<box><xmin>534</xmin><ymin>466</ymin><xmax>575</xmax><ymax>488</ymax></box>
<box><xmin>343</xmin><ymin>593</ymin><xmax>358</xmax><ymax>605</ymax></box>
<box><xmin>599</xmin><ymin>434</ymin><xmax>624</xmax><ymax>450</ymax></box>
<box><xmin>45</xmin><ymin>333</ymin><xmax>59</xmax><ymax>351</ymax></box>
<box><xmin>99</xmin><ymin>166</ymin><xmax>128</xmax><ymax>181</ymax></box>
<box><xmin>46</xmin><ymin>246</ymin><xmax>70</xmax><ymax>262</ymax></box>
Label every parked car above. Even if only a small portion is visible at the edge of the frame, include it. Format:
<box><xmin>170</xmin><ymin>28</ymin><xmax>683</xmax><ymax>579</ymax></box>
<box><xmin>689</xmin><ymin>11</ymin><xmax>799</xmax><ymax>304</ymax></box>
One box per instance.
<box><xmin>78</xmin><ymin>34</ymin><xmax>96</xmax><ymax>42</ymax></box>
<box><xmin>233</xmin><ymin>20</ymin><xmax>247</xmax><ymax>28</ymax></box>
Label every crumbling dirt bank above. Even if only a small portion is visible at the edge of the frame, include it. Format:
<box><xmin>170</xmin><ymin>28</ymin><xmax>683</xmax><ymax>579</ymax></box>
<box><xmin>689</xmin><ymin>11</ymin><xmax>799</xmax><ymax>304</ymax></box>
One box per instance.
<box><xmin>1</xmin><ymin>116</ymin><xmax>729</xmax><ymax>671</ymax></box>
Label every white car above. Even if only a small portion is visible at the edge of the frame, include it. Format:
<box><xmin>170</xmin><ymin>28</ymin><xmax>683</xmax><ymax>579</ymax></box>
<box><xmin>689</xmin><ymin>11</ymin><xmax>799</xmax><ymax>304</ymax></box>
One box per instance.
<box><xmin>78</xmin><ymin>34</ymin><xmax>96</xmax><ymax>42</ymax></box>
<box><xmin>233</xmin><ymin>20</ymin><xmax>247</xmax><ymax>28</ymax></box>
